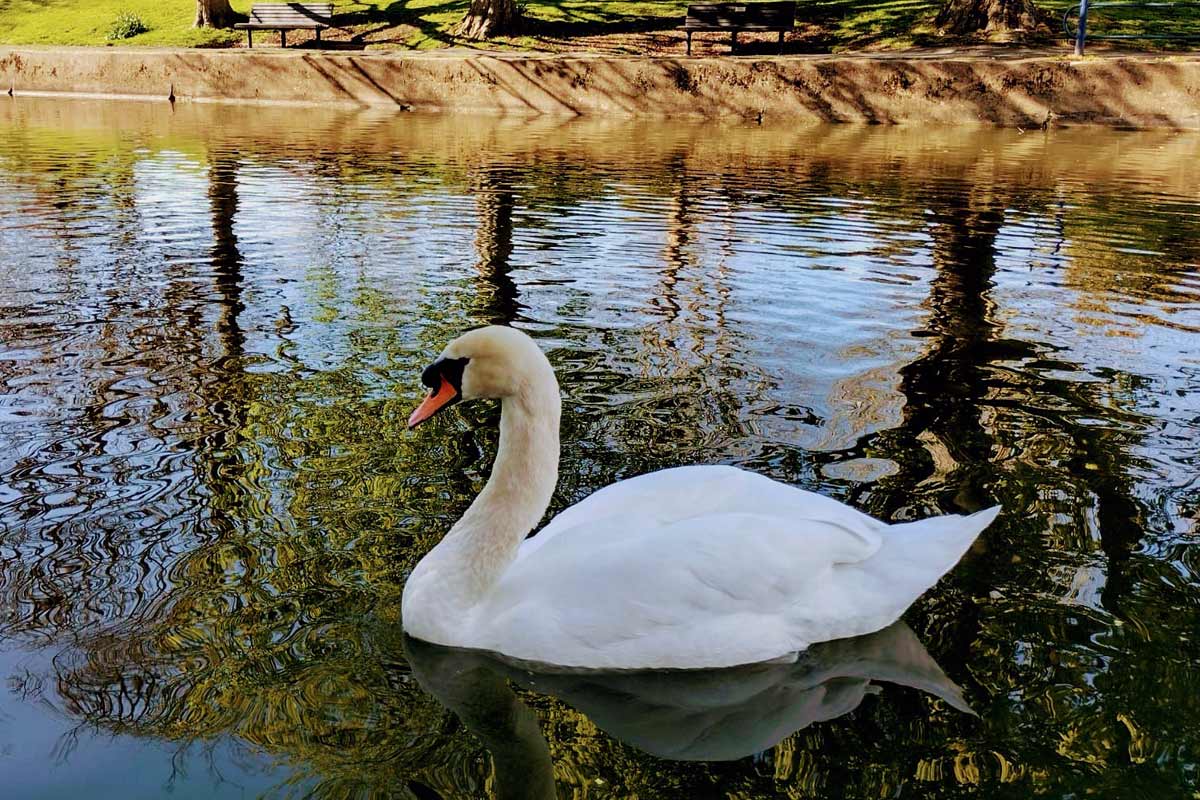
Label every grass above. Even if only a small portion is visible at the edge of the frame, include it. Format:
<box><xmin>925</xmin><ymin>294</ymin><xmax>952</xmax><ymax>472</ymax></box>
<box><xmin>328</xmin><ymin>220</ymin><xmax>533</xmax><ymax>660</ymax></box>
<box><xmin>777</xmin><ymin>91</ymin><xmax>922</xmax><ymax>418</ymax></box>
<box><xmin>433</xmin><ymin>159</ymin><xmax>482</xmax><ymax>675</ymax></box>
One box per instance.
<box><xmin>1054</xmin><ymin>1</ymin><xmax>1200</xmax><ymax>44</ymax></box>
<box><xmin>0</xmin><ymin>0</ymin><xmax>1195</xmax><ymax>52</ymax></box>
<box><xmin>0</xmin><ymin>0</ymin><xmax>240</xmax><ymax>46</ymax></box>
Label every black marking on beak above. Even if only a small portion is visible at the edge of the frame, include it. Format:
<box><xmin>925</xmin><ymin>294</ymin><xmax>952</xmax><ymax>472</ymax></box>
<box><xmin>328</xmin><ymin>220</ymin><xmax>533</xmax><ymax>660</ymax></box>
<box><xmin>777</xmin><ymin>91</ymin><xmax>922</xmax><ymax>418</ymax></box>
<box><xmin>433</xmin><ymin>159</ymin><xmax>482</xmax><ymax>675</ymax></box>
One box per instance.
<box><xmin>422</xmin><ymin>357</ymin><xmax>469</xmax><ymax>395</ymax></box>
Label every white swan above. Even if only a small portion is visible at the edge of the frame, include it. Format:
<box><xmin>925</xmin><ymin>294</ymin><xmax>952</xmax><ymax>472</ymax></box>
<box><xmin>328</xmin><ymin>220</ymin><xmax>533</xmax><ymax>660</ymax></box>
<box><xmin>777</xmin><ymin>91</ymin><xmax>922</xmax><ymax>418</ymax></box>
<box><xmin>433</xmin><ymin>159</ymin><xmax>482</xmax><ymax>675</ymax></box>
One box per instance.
<box><xmin>402</xmin><ymin>326</ymin><xmax>1000</xmax><ymax>670</ymax></box>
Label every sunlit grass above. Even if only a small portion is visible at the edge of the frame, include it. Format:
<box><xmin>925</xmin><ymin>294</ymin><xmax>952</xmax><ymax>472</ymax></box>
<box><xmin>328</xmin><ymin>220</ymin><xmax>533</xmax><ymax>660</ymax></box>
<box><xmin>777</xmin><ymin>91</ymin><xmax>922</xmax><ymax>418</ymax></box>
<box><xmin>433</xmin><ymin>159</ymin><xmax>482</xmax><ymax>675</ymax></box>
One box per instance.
<box><xmin>1051</xmin><ymin>0</ymin><xmax>1200</xmax><ymax>42</ymax></box>
<box><xmin>0</xmin><ymin>0</ymin><xmax>1194</xmax><ymax>50</ymax></box>
<box><xmin>810</xmin><ymin>0</ymin><xmax>938</xmax><ymax>50</ymax></box>
<box><xmin>0</xmin><ymin>0</ymin><xmax>241</xmax><ymax>46</ymax></box>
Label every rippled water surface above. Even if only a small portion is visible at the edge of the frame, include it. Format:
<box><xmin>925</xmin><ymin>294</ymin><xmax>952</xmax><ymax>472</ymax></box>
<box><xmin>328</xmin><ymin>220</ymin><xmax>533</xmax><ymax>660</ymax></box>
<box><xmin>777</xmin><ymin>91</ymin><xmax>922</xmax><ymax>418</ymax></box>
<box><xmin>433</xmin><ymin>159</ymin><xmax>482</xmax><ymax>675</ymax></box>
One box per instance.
<box><xmin>1</xmin><ymin>97</ymin><xmax>1198</xmax><ymax>799</ymax></box>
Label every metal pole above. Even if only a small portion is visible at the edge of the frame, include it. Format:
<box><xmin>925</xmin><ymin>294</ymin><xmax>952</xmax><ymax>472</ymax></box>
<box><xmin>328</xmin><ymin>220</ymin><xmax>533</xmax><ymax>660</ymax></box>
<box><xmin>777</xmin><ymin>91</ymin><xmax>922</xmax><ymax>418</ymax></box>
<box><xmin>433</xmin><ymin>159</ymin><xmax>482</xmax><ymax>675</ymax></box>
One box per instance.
<box><xmin>1074</xmin><ymin>0</ymin><xmax>1090</xmax><ymax>55</ymax></box>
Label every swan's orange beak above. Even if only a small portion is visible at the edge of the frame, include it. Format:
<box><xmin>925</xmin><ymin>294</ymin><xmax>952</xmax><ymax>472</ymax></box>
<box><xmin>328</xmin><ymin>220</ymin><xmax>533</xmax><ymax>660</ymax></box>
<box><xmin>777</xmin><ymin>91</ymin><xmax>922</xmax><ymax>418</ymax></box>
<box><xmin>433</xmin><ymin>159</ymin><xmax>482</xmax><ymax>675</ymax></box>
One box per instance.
<box><xmin>408</xmin><ymin>376</ymin><xmax>458</xmax><ymax>429</ymax></box>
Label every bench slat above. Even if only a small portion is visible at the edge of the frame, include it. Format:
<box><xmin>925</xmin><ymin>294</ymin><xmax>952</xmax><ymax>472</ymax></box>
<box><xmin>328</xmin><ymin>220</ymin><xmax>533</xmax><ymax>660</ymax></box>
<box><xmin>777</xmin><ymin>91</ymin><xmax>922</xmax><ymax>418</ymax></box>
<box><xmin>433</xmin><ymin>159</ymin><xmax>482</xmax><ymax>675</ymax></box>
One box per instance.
<box><xmin>248</xmin><ymin>3</ymin><xmax>333</xmax><ymax>9</ymax></box>
<box><xmin>246</xmin><ymin>3</ymin><xmax>332</xmax><ymax>25</ymax></box>
<box><xmin>682</xmin><ymin>22</ymin><xmax>790</xmax><ymax>29</ymax></box>
<box><xmin>743</xmin><ymin>3</ymin><xmax>794</xmax><ymax>24</ymax></box>
<box><xmin>684</xmin><ymin>16</ymin><xmax>745</xmax><ymax>26</ymax></box>
<box><xmin>235</xmin><ymin>22</ymin><xmax>329</xmax><ymax>28</ymax></box>
<box><xmin>249</xmin><ymin>14</ymin><xmax>329</xmax><ymax>20</ymax></box>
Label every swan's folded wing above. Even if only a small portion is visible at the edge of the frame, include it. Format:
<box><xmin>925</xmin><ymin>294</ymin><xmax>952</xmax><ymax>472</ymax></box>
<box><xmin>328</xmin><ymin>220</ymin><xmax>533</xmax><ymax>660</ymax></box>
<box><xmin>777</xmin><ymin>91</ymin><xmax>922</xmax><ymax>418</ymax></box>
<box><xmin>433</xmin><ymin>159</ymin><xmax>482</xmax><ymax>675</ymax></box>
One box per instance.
<box><xmin>523</xmin><ymin>464</ymin><xmax>883</xmax><ymax>560</ymax></box>
<box><xmin>479</xmin><ymin>511</ymin><xmax>884</xmax><ymax>669</ymax></box>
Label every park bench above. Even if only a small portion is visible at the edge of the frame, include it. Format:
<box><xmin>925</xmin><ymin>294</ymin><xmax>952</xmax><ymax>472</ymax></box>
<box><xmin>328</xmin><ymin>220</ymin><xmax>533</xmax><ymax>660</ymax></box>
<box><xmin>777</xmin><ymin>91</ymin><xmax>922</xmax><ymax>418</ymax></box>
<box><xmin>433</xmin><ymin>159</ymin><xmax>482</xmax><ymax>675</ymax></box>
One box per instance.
<box><xmin>235</xmin><ymin>3</ymin><xmax>333</xmax><ymax>48</ymax></box>
<box><xmin>679</xmin><ymin>2</ymin><xmax>796</xmax><ymax>55</ymax></box>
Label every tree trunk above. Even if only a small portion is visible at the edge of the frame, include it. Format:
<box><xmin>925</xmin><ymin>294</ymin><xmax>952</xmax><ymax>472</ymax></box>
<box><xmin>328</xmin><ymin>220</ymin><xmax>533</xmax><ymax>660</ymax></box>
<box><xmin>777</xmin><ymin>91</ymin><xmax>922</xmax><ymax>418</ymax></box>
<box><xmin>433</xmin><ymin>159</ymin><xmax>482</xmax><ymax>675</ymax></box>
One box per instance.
<box><xmin>195</xmin><ymin>0</ymin><xmax>236</xmax><ymax>29</ymax></box>
<box><xmin>892</xmin><ymin>188</ymin><xmax>1004</xmax><ymax>514</ymax></box>
<box><xmin>455</xmin><ymin>0</ymin><xmax>519</xmax><ymax>39</ymax></box>
<box><xmin>934</xmin><ymin>0</ymin><xmax>1043</xmax><ymax>36</ymax></box>
<box><xmin>208</xmin><ymin>156</ymin><xmax>245</xmax><ymax>364</ymax></box>
<box><xmin>471</xmin><ymin>168</ymin><xmax>520</xmax><ymax>325</ymax></box>
<box><xmin>658</xmin><ymin>156</ymin><xmax>695</xmax><ymax>324</ymax></box>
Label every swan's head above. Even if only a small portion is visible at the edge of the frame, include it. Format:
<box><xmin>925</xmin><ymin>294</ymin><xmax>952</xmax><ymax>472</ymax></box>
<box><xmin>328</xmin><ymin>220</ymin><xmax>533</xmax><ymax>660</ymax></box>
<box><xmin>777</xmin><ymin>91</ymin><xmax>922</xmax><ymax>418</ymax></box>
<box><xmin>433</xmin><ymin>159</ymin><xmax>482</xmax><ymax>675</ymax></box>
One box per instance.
<box><xmin>408</xmin><ymin>326</ymin><xmax>555</xmax><ymax>429</ymax></box>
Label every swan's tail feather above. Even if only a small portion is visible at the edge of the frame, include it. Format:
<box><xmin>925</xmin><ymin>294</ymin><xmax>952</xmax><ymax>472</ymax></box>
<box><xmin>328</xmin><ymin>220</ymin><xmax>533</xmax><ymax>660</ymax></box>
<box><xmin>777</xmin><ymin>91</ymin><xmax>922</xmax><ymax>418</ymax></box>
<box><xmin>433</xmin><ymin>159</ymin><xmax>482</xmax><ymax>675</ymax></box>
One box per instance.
<box><xmin>887</xmin><ymin>505</ymin><xmax>1000</xmax><ymax>560</ymax></box>
<box><xmin>881</xmin><ymin>505</ymin><xmax>1001</xmax><ymax>587</ymax></box>
<box><xmin>829</xmin><ymin>506</ymin><xmax>1001</xmax><ymax>637</ymax></box>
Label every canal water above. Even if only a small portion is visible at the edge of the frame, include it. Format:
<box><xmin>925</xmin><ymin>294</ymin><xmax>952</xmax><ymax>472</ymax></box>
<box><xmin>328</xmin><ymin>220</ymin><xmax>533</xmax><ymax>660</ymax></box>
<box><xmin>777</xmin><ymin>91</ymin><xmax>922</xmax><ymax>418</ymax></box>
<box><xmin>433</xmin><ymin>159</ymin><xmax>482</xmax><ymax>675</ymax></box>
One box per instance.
<box><xmin>0</xmin><ymin>97</ymin><xmax>1197</xmax><ymax>799</ymax></box>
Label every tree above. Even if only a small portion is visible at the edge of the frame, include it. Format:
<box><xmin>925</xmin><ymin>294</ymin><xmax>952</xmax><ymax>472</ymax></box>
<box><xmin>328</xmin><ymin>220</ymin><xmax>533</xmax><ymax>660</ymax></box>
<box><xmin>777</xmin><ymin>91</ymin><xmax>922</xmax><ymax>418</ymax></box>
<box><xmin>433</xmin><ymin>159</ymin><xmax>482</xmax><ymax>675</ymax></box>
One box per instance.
<box><xmin>470</xmin><ymin>166</ymin><xmax>520</xmax><ymax>325</ymax></box>
<box><xmin>195</xmin><ymin>0</ymin><xmax>236</xmax><ymax>29</ymax></box>
<box><xmin>455</xmin><ymin>0</ymin><xmax>519</xmax><ymax>39</ymax></box>
<box><xmin>934</xmin><ymin>0</ymin><xmax>1045</xmax><ymax>36</ymax></box>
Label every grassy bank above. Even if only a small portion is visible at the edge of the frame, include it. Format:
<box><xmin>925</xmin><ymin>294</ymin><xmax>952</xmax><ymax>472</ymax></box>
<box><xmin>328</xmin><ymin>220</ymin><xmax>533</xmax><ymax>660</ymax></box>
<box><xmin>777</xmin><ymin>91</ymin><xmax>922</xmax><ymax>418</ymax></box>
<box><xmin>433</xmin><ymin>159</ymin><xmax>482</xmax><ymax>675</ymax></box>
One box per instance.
<box><xmin>0</xmin><ymin>0</ymin><xmax>1196</xmax><ymax>52</ymax></box>
<box><xmin>0</xmin><ymin>0</ymin><xmax>241</xmax><ymax>47</ymax></box>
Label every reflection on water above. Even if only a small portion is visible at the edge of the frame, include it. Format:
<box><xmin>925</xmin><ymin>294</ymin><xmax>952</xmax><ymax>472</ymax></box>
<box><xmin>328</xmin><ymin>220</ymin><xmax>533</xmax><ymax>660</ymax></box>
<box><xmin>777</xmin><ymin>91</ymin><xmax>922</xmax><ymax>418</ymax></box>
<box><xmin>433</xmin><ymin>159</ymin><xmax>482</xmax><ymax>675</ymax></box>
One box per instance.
<box><xmin>407</xmin><ymin>622</ymin><xmax>971</xmax><ymax>799</ymax></box>
<box><xmin>0</xmin><ymin>97</ymin><xmax>1198</xmax><ymax>798</ymax></box>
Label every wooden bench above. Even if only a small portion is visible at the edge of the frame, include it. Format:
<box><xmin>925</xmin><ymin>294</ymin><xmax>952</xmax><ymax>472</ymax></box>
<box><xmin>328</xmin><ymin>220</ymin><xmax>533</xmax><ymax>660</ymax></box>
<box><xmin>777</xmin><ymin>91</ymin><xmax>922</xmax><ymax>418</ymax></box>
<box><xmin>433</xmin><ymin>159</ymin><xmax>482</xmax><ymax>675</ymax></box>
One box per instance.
<box><xmin>235</xmin><ymin>3</ymin><xmax>333</xmax><ymax>48</ymax></box>
<box><xmin>679</xmin><ymin>2</ymin><xmax>795</xmax><ymax>55</ymax></box>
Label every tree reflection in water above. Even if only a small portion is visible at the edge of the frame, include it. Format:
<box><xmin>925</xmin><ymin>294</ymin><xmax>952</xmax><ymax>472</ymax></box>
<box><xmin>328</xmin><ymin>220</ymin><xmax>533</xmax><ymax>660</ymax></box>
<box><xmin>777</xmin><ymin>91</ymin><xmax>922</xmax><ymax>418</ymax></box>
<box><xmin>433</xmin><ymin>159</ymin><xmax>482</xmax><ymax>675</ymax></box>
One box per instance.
<box><xmin>470</xmin><ymin>165</ymin><xmax>521</xmax><ymax>328</ymax></box>
<box><xmin>0</xmin><ymin>103</ymin><xmax>1197</xmax><ymax>798</ymax></box>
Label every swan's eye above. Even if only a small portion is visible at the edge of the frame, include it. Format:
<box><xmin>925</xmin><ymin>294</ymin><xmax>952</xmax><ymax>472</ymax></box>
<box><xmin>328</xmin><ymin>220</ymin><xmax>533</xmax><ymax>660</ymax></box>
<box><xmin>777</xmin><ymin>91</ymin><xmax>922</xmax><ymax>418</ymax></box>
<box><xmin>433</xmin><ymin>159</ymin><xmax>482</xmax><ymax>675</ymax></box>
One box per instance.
<box><xmin>421</xmin><ymin>357</ymin><xmax>469</xmax><ymax>393</ymax></box>
<box><xmin>420</xmin><ymin>362</ymin><xmax>440</xmax><ymax>391</ymax></box>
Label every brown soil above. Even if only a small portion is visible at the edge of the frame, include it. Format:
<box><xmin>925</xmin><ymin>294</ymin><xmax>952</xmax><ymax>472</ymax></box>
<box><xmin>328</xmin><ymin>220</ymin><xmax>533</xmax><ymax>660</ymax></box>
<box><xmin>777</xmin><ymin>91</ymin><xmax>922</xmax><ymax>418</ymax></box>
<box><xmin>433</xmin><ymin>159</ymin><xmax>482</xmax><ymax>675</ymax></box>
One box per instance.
<box><xmin>2</xmin><ymin>45</ymin><xmax>1198</xmax><ymax>128</ymax></box>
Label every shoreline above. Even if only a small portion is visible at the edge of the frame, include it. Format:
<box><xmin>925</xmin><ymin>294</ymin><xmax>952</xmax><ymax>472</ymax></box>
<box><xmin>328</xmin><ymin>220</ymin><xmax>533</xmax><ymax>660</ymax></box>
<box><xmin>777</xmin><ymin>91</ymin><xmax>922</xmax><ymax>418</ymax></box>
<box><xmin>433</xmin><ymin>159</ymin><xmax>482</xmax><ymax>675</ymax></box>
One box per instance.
<box><xmin>2</xmin><ymin>45</ymin><xmax>1199</xmax><ymax>127</ymax></box>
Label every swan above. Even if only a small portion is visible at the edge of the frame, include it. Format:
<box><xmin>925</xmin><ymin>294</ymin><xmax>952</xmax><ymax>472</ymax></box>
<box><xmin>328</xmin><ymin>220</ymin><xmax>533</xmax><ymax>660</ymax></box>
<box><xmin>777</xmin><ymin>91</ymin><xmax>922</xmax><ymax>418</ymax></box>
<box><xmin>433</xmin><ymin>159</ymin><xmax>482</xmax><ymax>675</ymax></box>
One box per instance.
<box><xmin>401</xmin><ymin>325</ymin><xmax>1000</xmax><ymax>670</ymax></box>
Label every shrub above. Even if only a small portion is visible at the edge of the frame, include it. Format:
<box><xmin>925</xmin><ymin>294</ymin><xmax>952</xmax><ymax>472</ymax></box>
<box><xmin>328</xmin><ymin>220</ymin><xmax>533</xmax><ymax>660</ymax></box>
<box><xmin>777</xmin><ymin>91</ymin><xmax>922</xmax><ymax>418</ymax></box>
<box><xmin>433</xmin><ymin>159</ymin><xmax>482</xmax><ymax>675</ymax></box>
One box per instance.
<box><xmin>106</xmin><ymin>11</ymin><xmax>149</xmax><ymax>41</ymax></box>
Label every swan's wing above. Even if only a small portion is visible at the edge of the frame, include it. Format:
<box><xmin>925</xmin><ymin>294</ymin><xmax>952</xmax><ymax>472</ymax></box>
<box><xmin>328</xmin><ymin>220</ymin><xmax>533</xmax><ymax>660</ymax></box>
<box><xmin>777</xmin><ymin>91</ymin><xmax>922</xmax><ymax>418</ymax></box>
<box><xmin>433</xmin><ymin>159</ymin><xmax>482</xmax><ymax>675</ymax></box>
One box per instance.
<box><xmin>478</xmin><ymin>511</ymin><xmax>886</xmax><ymax>669</ymax></box>
<box><xmin>523</xmin><ymin>465</ymin><xmax>883</xmax><ymax>560</ymax></box>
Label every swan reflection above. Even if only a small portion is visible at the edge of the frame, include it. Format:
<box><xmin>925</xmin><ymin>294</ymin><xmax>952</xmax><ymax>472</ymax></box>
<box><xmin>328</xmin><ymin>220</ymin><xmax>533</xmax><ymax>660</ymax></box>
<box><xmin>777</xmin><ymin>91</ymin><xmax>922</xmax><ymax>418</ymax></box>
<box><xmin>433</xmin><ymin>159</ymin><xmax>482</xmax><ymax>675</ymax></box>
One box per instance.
<box><xmin>406</xmin><ymin>621</ymin><xmax>973</xmax><ymax>797</ymax></box>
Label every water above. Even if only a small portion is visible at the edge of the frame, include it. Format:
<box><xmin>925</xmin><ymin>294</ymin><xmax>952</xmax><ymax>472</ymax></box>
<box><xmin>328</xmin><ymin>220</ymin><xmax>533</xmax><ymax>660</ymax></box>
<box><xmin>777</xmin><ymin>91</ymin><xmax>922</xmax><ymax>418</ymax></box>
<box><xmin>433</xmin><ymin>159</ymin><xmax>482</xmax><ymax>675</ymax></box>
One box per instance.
<box><xmin>0</xmin><ymin>97</ymin><xmax>1197</xmax><ymax>799</ymax></box>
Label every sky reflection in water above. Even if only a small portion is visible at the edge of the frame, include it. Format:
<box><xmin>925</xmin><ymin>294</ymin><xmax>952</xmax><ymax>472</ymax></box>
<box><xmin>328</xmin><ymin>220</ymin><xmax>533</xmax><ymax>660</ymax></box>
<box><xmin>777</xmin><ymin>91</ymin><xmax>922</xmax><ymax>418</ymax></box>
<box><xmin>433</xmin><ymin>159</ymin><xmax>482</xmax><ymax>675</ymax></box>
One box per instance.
<box><xmin>0</xmin><ymin>98</ymin><xmax>1198</xmax><ymax>798</ymax></box>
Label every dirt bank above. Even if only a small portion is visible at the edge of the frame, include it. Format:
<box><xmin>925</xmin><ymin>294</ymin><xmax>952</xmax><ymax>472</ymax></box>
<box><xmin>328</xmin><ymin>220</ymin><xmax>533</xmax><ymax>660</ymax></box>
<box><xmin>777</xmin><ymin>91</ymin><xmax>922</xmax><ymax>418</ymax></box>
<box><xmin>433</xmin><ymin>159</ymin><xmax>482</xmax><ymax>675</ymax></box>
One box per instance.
<box><xmin>2</xmin><ymin>46</ymin><xmax>1199</xmax><ymax>126</ymax></box>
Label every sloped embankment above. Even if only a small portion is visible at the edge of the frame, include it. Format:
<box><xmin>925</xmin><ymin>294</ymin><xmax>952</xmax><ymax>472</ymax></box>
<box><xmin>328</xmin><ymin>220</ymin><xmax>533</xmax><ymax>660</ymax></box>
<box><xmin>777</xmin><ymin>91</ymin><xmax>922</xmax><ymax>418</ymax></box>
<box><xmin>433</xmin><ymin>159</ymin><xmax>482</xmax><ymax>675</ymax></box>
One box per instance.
<box><xmin>1</xmin><ymin>46</ymin><xmax>1198</xmax><ymax>127</ymax></box>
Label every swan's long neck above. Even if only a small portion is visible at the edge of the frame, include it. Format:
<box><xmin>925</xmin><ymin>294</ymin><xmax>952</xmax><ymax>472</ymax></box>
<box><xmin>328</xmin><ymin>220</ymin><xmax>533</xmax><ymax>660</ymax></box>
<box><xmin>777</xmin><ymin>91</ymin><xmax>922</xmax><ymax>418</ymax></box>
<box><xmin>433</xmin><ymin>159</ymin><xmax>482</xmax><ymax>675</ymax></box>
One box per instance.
<box><xmin>426</xmin><ymin>366</ymin><xmax>561</xmax><ymax>608</ymax></box>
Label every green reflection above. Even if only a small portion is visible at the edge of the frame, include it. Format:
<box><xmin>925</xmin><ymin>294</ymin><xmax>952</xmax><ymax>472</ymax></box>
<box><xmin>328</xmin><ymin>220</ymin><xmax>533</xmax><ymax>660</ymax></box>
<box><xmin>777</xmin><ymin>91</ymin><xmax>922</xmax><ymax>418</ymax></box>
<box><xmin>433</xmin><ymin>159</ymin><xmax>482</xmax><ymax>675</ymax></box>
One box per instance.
<box><xmin>0</xmin><ymin>98</ymin><xmax>1197</xmax><ymax>798</ymax></box>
